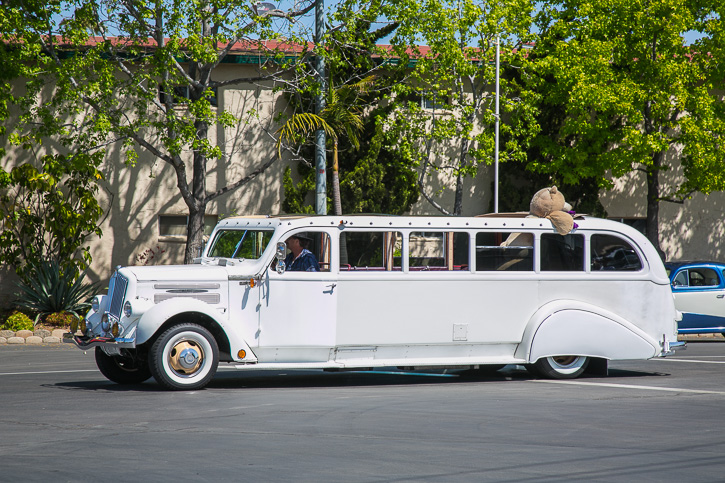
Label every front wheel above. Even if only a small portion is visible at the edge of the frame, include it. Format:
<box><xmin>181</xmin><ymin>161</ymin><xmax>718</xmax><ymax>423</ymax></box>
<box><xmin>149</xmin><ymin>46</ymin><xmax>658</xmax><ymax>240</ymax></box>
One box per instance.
<box><xmin>527</xmin><ymin>356</ymin><xmax>590</xmax><ymax>379</ymax></box>
<box><xmin>149</xmin><ymin>323</ymin><xmax>219</xmax><ymax>390</ymax></box>
<box><xmin>95</xmin><ymin>347</ymin><xmax>152</xmax><ymax>385</ymax></box>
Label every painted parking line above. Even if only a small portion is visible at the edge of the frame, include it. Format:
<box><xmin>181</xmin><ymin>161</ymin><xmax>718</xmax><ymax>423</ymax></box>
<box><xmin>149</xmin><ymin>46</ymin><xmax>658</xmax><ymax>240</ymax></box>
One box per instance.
<box><xmin>0</xmin><ymin>369</ymin><xmax>99</xmax><ymax>376</ymax></box>
<box><xmin>654</xmin><ymin>358</ymin><xmax>725</xmax><ymax>364</ymax></box>
<box><xmin>532</xmin><ymin>379</ymin><xmax>725</xmax><ymax>395</ymax></box>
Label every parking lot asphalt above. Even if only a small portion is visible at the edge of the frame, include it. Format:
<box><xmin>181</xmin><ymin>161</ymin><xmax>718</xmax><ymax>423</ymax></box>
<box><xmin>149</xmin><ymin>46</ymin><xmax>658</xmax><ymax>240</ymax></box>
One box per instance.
<box><xmin>2</xmin><ymin>341</ymin><xmax>725</xmax><ymax>482</ymax></box>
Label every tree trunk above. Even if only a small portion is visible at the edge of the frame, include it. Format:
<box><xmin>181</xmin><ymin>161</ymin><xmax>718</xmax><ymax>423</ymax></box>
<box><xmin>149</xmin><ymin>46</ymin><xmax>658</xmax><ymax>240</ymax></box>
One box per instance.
<box><xmin>453</xmin><ymin>136</ymin><xmax>470</xmax><ymax>216</ymax></box>
<box><xmin>646</xmin><ymin>152</ymin><xmax>666</xmax><ymax>261</ymax></box>
<box><xmin>185</xmin><ymin>204</ymin><xmax>207</xmax><ymax>263</ymax></box>
<box><xmin>184</xmin><ymin>118</ymin><xmax>209</xmax><ymax>264</ymax></box>
<box><xmin>332</xmin><ymin>140</ymin><xmax>343</xmax><ymax>216</ymax></box>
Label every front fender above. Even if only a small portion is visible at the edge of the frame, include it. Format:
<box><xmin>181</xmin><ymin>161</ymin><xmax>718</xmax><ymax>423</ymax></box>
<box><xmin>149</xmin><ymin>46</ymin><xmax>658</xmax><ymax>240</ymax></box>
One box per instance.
<box><xmin>135</xmin><ymin>298</ymin><xmax>257</xmax><ymax>362</ymax></box>
<box><xmin>514</xmin><ymin>300</ymin><xmax>659</xmax><ymax>362</ymax></box>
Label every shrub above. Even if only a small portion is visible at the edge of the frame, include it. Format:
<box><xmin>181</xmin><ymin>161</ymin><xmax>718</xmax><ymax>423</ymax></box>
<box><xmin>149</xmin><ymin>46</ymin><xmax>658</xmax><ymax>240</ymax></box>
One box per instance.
<box><xmin>44</xmin><ymin>311</ymin><xmax>79</xmax><ymax>328</ymax></box>
<box><xmin>2</xmin><ymin>311</ymin><xmax>34</xmax><ymax>331</ymax></box>
<box><xmin>14</xmin><ymin>261</ymin><xmax>100</xmax><ymax>322</ymax></box>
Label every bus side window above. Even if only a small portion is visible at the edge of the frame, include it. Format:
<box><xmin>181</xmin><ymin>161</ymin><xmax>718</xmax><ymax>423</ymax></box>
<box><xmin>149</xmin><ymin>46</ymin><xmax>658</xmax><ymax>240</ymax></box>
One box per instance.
<box><xmin>409</xmin><ymin>232</ymin><xmax>469</xmax><ymax>271</ymax></box>
<box><xmin>476</xmin><ymin>232</ymin><xmax>533</xmax><ymax>271</ymax></box>
<box><xmin>340</xmin><ymin>231</ymin><xmax>402</xmax><ymax>271</ymax></box>
<box><xmin>541</xmin><ymin>233</ymin><xmax>584</xmax><ymax>271</ymax></box>
<box><xmin>591</xmin><ymin>234</ymin><xmax>642</xmax><ymax>271</ymax></box>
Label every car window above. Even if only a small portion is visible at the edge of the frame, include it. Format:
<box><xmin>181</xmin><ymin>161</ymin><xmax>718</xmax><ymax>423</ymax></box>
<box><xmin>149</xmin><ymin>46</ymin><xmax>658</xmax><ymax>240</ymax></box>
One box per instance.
<box><xmin>672</xmin><ymin>270</ymin><xmax>688</xmax><ymax>287</ymax></box>
<box><xmin>689</xmin><ymin>268</ymin><xmax>719</xmax><ymax>287</ymax></box>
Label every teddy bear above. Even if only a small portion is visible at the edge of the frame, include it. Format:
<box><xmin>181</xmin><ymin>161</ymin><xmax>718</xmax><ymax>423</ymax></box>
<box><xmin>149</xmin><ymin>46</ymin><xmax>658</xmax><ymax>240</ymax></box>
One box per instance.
<box><xmin>501</xmin><ymin>186</ymin><xmax>576</xmax><ymax>248</ymax></box>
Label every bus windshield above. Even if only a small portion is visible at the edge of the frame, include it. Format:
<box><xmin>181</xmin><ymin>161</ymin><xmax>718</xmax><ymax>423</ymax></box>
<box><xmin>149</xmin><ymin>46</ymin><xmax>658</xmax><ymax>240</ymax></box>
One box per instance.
<box><xmin>207</xmin><ymin>229</ymin><xmax>274</xmax><ymax>259</ymax></box>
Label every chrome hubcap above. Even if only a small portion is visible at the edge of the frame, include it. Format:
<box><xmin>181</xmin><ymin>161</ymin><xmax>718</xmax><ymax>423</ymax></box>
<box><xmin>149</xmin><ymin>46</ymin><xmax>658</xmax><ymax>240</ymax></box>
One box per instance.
<box><xmin>169</xmin><ymin>341</ymin><xmax>203</xmax><ymax>374</ymax></box>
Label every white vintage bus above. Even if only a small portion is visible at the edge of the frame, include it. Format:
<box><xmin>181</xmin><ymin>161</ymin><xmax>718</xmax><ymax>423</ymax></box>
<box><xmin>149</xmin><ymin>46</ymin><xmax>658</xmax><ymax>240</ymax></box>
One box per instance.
<box><xmin>66</xmin><ymin>214</ymin><xmax>684</xmax><ymax>390</ymax></box>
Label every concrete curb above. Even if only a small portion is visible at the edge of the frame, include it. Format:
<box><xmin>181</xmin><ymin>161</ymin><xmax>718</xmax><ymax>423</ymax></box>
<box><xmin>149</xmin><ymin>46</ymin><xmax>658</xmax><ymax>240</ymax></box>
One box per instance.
<box><xmin>0</xmin><ymin>328</ymin><xmax>69</xmax><ymax>345</ymax></box>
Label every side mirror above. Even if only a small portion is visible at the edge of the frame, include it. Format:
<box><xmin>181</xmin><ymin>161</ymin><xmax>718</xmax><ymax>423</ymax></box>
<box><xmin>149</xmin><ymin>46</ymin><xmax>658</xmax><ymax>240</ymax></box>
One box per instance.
<box><xmin>275</xmin><ymin>242</ymin><xmax>286</xmax><ymax>274</ymax></box>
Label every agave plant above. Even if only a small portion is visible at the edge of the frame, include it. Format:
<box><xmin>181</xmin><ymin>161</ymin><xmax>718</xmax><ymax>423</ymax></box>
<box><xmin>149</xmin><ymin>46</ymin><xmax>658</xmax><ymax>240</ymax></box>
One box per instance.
<box><xmin>14</xmin><ymin>261</ymin><xmax>101</xmax><ymax>323</ymax></box>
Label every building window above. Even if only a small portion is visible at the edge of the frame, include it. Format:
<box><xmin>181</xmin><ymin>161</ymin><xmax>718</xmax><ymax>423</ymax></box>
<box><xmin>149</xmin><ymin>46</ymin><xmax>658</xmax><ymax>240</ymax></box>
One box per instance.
<box><xmin>159</xmin><ymin>215</ymin><xmax>218</xmax><ymax>238</ymax></box>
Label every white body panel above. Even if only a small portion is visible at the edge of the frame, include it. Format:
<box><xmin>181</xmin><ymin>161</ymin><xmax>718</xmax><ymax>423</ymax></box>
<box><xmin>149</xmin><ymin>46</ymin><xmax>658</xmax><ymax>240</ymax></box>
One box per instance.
<box><xmin>80</xmin><ymin>214</ymin><xmax>681</xmax><ymax>371</ymax></box>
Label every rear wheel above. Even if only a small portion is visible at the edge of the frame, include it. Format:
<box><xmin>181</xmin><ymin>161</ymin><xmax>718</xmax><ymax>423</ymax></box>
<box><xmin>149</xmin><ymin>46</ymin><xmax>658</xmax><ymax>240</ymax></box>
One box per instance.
<box><xmin>527</xmin><ymin>356</ymin><xmax>589</xmax><ymax>379</ymax></box>
<box><xmin>149</xmin><ymin>323</ymin><xmax>219</xmax><ymax>390</ymax></box>
<box><xmin>95</xmin><ymin>347</ymin><xmax>152</xmax><ymax>385</ymax></box>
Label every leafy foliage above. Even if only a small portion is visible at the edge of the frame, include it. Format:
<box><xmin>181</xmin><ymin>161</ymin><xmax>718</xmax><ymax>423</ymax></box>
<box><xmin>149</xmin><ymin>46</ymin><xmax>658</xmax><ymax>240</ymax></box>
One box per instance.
<box><xmin>44</xmin><ymin>311</ymin><xmax>80</xmax><ymax>328</ymax></box>
<box><xmin>14</xmin><ymin>261</ymin><xmax>101</xmax><ymax>322</ymax></box>
<box><xmin>384</xmin><ymin>0</ymin><xmax>537</xmax><ymax>215</ymax></box>
<box><xmin>2</xmin><ymin>0</ymin><xmax>317</xmax><ymax>264</ymax></box>
<box><xmin>2</xmin><ymin>311</ymin><xmax>33</xmax><ymax>332</ymax></box>
<box><xmin>279</xmin><ymin>2</ymin><xmax>419</xmax><ymax>216</ymax></box>
<box><xmin>524</xmin><ymin>0</ymin><xmax>725</xmax><ymax>254</ymax></box>
<box><xmin>0</xmin><ymin>153</ymin><xmax>104</xmax><ymax>281</ymax></box>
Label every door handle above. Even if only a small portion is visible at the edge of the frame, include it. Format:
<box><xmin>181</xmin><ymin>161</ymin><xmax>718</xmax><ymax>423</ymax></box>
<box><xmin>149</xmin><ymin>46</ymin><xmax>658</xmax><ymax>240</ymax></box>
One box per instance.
<box><xmin>717</xmin><ymin>294</ymin><xmax>724</xmax><ymax>299</ymax></box>
<box><xmin>324</xmin><ymin>283</ymin><xmax>337</xmax><ymax>294</ymax></box>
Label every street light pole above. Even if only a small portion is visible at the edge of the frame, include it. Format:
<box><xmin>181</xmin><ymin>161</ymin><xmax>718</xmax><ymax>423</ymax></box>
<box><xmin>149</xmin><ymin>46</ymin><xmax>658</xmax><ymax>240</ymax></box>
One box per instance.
<box><xmin>494</xmin><ymin>34</ymin><xmax>500</xmax><ymax>213</ymax></box>
<box><xmin>314</xmin><ymin>0</ymin><xmax>327</xmax><ymax>215</ymax></box>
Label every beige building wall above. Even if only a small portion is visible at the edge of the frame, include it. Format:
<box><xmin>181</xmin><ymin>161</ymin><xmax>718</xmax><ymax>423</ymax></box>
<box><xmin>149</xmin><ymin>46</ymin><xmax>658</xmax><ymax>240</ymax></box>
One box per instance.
<box><xmin>0</xmin><ymin>63</ymin><xmax>297</xmax><ymax>307</ymax></box>
<box><xmin>2</xmin><ymin>60</ymin><xmax>723</xmax><ymax>309</ymax></box>
<box><xmin>600</xmin><ymin>145</ymin><xmax>725</xmax><ymax>261</ymax></box>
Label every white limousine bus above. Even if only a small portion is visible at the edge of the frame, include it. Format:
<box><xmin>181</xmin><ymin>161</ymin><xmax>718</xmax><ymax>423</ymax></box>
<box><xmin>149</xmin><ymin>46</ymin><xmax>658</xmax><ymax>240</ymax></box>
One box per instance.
<box><xmin>66</xmin><ymin>214</ymin><xmax>685</xmax><ymax>390</ymax></box>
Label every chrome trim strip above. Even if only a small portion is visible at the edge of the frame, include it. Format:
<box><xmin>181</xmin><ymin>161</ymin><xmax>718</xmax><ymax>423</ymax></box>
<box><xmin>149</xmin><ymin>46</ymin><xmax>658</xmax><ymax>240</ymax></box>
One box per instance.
<box><xmin>154</xmin><ymin>283</ymin><xmax>220</xmax><ymax>290</ymax></box>
<box><xmin>153</xmin><ymin>293</ymin><xmax>221</xmax><ymax>304</ymax></box>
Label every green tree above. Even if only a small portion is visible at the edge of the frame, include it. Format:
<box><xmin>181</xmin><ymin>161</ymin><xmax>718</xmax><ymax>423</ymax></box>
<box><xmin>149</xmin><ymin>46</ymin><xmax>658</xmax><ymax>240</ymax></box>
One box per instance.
<box><xmin>278</xmin><ymin>77</ymin><xmax>376</xmax><ymax>215</ymax></box>
<box><xmin>278</xmin><ymin>1</ymin><xmax>419</xmax><ymax>215</ymax></box>
<box><xmin>527</xmin><ymin>0</ymin><xmax>725</xmax><ymax>257</ymax></box>
<box><xmin>2</xmin><ymin>0</ymin><xmax>315</xmax><ymax>263</ymax></box>
<box><xmin>386</xmin><ymin>0</ymin><xmax>536</xmax><ymax>215</ymax></box>
<box><xmin>0</xmin><ymin>151</ymin><xmax>104</xmax><ymax>281</ymax></box>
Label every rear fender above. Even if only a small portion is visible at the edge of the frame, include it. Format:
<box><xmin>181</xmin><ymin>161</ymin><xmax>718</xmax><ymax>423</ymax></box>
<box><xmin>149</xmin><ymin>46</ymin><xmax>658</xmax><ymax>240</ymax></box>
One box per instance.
<box><xmin>515</xmin><ymin>300</ymin><xmax>658</xmax><ymax>362</ymax></box>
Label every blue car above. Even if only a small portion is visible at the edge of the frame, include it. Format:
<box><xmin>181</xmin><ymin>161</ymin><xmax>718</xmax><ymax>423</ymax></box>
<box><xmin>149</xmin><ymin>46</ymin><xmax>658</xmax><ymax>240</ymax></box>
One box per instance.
<box><xmin>665</xmin><ymin>261</ymin><xmax>725</xmax><ymax>334</ymax></box>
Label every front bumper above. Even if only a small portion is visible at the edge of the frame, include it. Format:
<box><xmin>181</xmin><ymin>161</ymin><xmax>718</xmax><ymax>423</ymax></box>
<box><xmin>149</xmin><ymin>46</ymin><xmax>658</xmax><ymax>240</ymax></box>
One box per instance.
<box><xmin>63</xmin><ymin>333</ymin><xmax>137</xmax><ymax>350</ymax></box>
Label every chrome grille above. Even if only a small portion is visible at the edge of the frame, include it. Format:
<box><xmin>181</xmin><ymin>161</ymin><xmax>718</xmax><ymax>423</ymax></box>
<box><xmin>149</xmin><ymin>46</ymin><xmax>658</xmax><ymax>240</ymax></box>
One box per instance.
<box><xmin>108</xmin><ymin>273</ymin><xmax>128</xmax><ymax>319</ymax></box>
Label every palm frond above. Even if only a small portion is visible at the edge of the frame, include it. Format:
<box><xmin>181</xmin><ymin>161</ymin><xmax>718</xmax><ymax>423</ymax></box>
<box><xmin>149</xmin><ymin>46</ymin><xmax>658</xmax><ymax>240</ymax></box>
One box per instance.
<box><xmin>276</xmin><ymin>113</ymin><xmax>337</xmax><ymax>156</ymax></box>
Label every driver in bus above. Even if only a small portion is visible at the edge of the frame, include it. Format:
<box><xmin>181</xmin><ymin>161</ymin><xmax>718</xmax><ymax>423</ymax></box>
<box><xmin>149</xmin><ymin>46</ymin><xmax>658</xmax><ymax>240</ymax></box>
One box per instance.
<box><xmin>284</xmin><ymin>233</ymin><xmax>320</xmax><ymax>272</ymax></box>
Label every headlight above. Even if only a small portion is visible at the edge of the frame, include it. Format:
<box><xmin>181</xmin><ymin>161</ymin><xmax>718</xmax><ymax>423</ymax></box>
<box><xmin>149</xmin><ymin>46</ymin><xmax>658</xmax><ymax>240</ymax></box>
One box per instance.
<box><xmin>101</xmin><ymin>313</ymin><xmax>110</xmax><ymax>332</ymax></box>
<box><xmin>123</xmin><ymin>300</ymin><xmax>132</xmax><ymax>318</ymax></box>
<box><xmin>91</xmin><ymin>296</ymin><xmax>100</xmax><ymax>312</ymax></box>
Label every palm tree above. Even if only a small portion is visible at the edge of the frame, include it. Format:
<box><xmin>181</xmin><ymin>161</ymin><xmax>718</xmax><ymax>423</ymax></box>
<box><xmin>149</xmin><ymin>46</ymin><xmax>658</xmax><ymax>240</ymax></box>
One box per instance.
<box><xmin>277</xmin><ymin>76</ymin><xmax>375</xmax><ymax>215</ymax></box>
